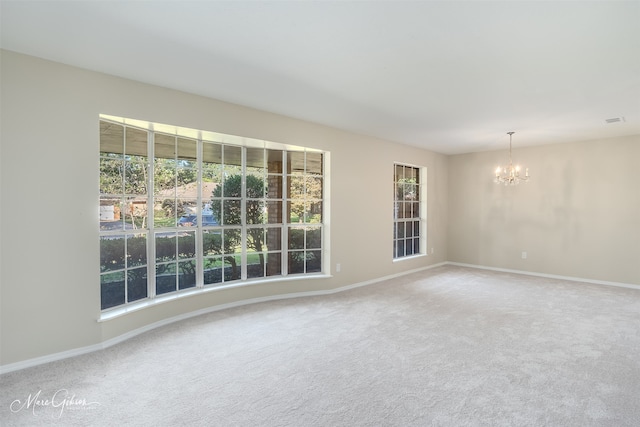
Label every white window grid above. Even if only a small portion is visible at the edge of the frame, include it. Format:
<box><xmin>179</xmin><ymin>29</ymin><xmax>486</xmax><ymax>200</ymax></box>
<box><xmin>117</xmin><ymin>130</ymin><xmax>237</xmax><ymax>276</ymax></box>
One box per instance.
<box><xmin>393</xmin><ymin>163</ymin><xmax>426</xmax><ymax>259</ymax></box>
<box><xmin>99</xmin><ymin>117</ymin><xmax>325</xmax><ymax>311</ymax></box>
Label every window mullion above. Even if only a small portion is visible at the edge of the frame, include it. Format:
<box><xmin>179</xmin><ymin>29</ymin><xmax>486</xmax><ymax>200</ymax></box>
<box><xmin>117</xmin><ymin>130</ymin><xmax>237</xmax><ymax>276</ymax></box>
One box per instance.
<box><xmin>281</xmin><ymin>150</ymin><xmax>288</xmax><ymax>276</ymax></box>
<box><xmin>147</xmin><ymin>128</ymin><xmax>156</xmax><ymax>298</ymax></box>
<box><xmin>303</xmin><ymin>152</ymin><xmax>308</xmax><ymax>273</ymax></box>
<box><xmin>196</xmin><ymin>137</ymin><xmax>204</xmax><ymax>288</ymax></box>
<box><xmin>122</xmin><ymin>128</ymin><xmax>130</xmax><ymax>304</ymax></box>
<box><xmin>240</xmin><ymin>147</ymin><xmax>247</xmax><ymax>281</ymax></box>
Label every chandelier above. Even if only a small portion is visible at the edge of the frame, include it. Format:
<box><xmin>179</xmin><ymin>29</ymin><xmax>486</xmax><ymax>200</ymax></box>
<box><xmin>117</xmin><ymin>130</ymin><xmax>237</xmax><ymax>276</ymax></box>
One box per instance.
<box><xmin>494</xmin><ymin>131</ymin><xmax>529</xmax><ymax>185</ymax></box>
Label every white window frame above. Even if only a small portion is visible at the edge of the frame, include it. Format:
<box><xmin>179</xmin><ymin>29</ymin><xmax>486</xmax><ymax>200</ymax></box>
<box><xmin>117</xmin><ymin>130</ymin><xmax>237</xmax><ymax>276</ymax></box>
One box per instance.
<box><xmin>393</xmin><ymin>163</ymin><xmax>427</xmax><ymax>260</ymax></box>
<box><xmin>99</xmin><ymin>114</ymin><xmax>328</xmax><ymax>315</ymax></box>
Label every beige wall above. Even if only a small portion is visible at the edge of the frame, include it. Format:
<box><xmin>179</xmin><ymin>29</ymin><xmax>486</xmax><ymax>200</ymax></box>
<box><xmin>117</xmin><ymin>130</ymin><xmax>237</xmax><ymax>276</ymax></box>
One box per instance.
<box><xmin>0</xmin><ymin>50</ymin><xmax>448</xmax><ymax>367</ymax></box>
<box><xmin>448</xmin><ymin>135</ymin><xmax>640</xmax><ymax>284</ymax></box>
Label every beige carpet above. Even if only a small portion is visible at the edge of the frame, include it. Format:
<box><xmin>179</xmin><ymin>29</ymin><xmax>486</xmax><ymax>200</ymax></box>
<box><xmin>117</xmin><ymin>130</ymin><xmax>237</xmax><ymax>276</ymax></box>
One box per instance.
<box><xmin>2</xmin><ymin>265</ymin><xmax>640</xmax><ymax>426</ymax></box>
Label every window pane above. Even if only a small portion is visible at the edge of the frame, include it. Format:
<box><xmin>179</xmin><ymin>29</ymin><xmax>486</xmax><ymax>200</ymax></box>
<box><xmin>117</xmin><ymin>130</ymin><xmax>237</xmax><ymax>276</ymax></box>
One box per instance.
<box><xmin>223</xmin><ymin>166</ymin><xmax>242</xmax><ymax>184</ymax></box>
<box><xmin>288</xmin><ymin>251</ymin><xmax>305</xmax><ymax>274</ymax></box>
<box><xmin>177</xmin><ymin>199</ymin><xmax>198</xmax><ymax>226</ymax></box>
<box><xmin>394</xmin><ymin>164</ymin><xmax>404</xmax><ymax>182</ymax></box>
<box><xmin>224</xmin><ymin>255</ymin><xmax>241</xmax><ymax>281</ymax></box>
<box><xmin>222</xmin><ymin>200</ymin><xmax>241</xmax><ymax>225</ymax></box>
<box><xmin>156</xmin><ymin>199</ymin><xmax>176</xmax><ymax>228</ymax></box>
<box><xmin>287</xmin><ymin>201</ymin><xmax>301</xmax><ymax>223</ymax></box>
<box><xmin>127</xmin><ymin>267</ymin><xmax>148</xmax><ymax>302</ymax></box>
<box><xmin>100</xmin><ymin>236</ymin><xmax>125</xmax><ymax>272</ymax></box>
<box><xmin>407</xmin><ymin>184</ymin><xmax>417</xmax><ymax>200</ymax></box>
<box><xmin>266</xmin><ymin>252</ymin><xmax>282</xmax><ymax>277</ymax></box>
<box><xmin>306</xmin><ymin>152</ymin><xmax>323</xmax><ymax>175</ymax></box>
<box><xmin>178</xmin><ymin>232</ymin><xmax>196</xmax><ymax>259</ymax></box>
<box><xmin>202</xmin><ymin>230</ymin><xmax>222</xmax><ymax>256</ymax></box>
<box><xmin>287</xmin><ymin>151</ymin><xmax>305</xmax><ymax>174</ymax></box>
<box><xmin>288</xmin><ymin>227</ymin><xmax>304</xmax><ymax>249</ymax></box>
<box><xmin>306</xmin><ymin>176</ymin><xmax>323</xmax><ymax>199</ymax></box>
<box><xmin>265</xmin><ymin>227</ymin><xmax>282</xmax><ymax>251</ymax></box>
<box><xmin>406</xmin><ymin>240</ymin><xmax>414</xmax><ymax>256</ymax></box>
<box><xmin>266</xmin><ymin>200</ymin><xmax>283</xmax><ymax>224</ymax></box>
<box><xmin>247</xmin><ymin>228</ymin><xmax>266</xmax><ymax>253</ymax></box>
<box><xmin>203</xmin><ymin>256</ymin><xmax>223</xmax><ymax>285</ymax></box>
<box><xmin>404</xmin><ymin>166</ymin><xmax>418</xmax><ymax>182</ymax></box>
<box><xmin>222</xmin><ymin>228</ymin><xmax>242</xmax><ymax>254</ymax></box>
<box><xmin>124</xmin><ymin>196</ymin><xmax>148</xmax><ymax>229</ymax></box>
<box><xmin>246</xmin><ymin>199</ymin><xmax>265</xmax><ymax>224</ymax></box>
<box><xmin>403</xmin><ymin>202</ymin><xmax>412</xmax><ymax>218</ymax></box>
<box><xmin>306</xmin><ymin>250</ymin><xmax>322</xmax><ymax>273</ymax></box>
<box><xmin>100</xmin><ymin>121</ymin><xmax>124</xmax><ymax>154</ymax></box>
<box><xmin>124</xmin><ymin>156</ymin><xmax>147</xmax><ymax>195</ymax></box>
<box><xmin>267</xmin><ymin>150</ymin><xmax>283</xmax><ymax>173</ymax></box>
<box><xmin>100</xmin><ymin>157</ymin><xmax>123</xmax><ymax>195</ymax></box>
<box><xmin>127</xmin><ymin>234</ymin><xmax>147</xmax><ymax>267</ymax></box>
<box><xmin>125</xmin><ymin>127</ymin><xmax>148</xmax><ymax>157</ymax></box>
<box><xmin>176</xmin><ymin>165</ymin><xmax>197</xmax><ymax>190</ymax></box>
<box><xmin>247</xmin><ymin>253</ymin><xmax>265</xmax><ymax>279</ymax></box>
<box><xmin>203</xmin><ymin>142</ymin><xmax>222</xmax><ymax>164</ymax></box>
<box><xmin>246</xmin><ymin>174</ymin><xmax>265</xmax><ymax>199</ymax></box>
<box><xmin>100</xmin><ymin>199</ymin><xmax>124</xmax><ymax>231</ymax></box>
<box><xmin>178</xmin><ymin>260</ymin><xmax>196</xmax><ymax>289</ymax></box>
<box><xmin>156</xmin><ymin>234</ymin><xmax>177</xmax><ymax>262</ymax></box>
<box><xmin>246</xmin><ymin>147</ymin><xmax>265</xmax><ymax>169</ymax></box>
<box><xmin>288</xmin><ymin>176</ymin><xmax>305</xmax><ymax>199</ymax></box>
<box><xmin>101</xmin><ymin>271</ymin><xmax>125</xmax><ymax>310</ymax></box>
<box><xmin>224</xmin><ymin>145</ymin><xmax>242</xmax><ymax>167</ymax></box>
<box><xmin>177</xmin><ymin>137</ymin><xmax>197</xmax><ymax>162</ymax></box>
<box><xmin>397</xmin><ymin>202</ymin><xmax>405</xmax><ymax>219</ymax></box>
<box><xmin>156</xmin><ymin>264</ymin><xmax>176</xmax><ymax>295</ymax></box>
<box><xmin>155</xmin><ymin>133</ymin><xmax>176</xmax><ymax>159</ymax></box>
<box><xmin>306</xmin><ymin>226</ymin><xmax>322</xmax><ymax>249</ymax></box>
<box><xmin>267</xmin><ymin>174</ymin><xmax>283</xmax><ymax>199</ymax></box>
<box><xmin>306</xmin><ymin>201</ymin><xmax>322</xmax><ymax>223</ymax></box>
<box><xmin>155</xmin><ymin>158</ymin><xmax>176</xmax><ymax>196</ymax></box>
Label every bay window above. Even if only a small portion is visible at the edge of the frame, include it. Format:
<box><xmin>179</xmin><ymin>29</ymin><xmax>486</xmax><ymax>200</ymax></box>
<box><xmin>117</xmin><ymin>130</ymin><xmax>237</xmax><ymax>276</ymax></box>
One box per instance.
<box><xmin>99</xmin><ymin>115</ymin><xmax>326</xmax><ymax>311</ymax></box>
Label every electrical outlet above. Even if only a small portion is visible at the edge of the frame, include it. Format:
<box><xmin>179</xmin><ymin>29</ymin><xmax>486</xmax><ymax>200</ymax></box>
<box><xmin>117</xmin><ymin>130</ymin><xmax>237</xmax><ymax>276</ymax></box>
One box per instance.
<box><xmin>521</xmin><ymin>251</ymin><xmax>527</xmax><ymax>259</ymax></box>
<box><xmin>336</xmin><ymin>263</ymin><xmax>341</xmax><ymax>272</ymax></box>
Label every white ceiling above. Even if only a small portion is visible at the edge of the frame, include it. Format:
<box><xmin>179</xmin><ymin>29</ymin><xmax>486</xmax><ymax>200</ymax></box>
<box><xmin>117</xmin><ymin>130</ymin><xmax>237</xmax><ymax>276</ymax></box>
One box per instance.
<box><xmin>2</xmin><ymin>0</ymin><xmax>639</xmax><ymax>154</ymax></box>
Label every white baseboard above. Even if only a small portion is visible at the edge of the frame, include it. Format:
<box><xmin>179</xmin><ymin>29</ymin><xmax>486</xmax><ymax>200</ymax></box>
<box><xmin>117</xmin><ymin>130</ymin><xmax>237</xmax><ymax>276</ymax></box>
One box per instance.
<box><xmin>0</xmin><ymin>344</ymin><xmax>105</xmax><ymax>376</ymax></box>
<box><xmin>446</xmin><ymin>262</ymin><xmax>640</xmax><ymax>290</ymax></box>
<box><xmin>0</xmin><ymin>262</ymin><xmax>448</xmax><ymax>375</ymax></box>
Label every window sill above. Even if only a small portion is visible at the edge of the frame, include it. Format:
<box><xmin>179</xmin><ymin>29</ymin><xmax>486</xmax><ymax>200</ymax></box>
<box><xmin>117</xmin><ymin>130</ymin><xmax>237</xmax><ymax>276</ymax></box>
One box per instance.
<box><xmin>98</xmin><ymin>273</ymin><xmax>331</xmax><ymax>322</ymax></box>
<box><xmin>393</xmin><ymin>253</ymin><xmax>428</xmax><ymax>263</ymax></box>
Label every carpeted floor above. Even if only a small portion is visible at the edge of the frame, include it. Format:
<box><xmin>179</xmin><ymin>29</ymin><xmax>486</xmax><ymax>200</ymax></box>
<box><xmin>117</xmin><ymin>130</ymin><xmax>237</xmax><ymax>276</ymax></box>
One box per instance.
<box><xmin>2</xmin><ymin>265</ymin><xmax>640</xmax><ymax>426</ymax></box>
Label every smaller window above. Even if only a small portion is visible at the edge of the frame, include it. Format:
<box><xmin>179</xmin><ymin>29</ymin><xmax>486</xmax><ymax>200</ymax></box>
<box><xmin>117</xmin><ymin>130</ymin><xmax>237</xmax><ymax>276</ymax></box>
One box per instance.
<box><xmin>393</xmin><ymin>163</ymin><xmax>425</xmax><ymax>259</ymax></box>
